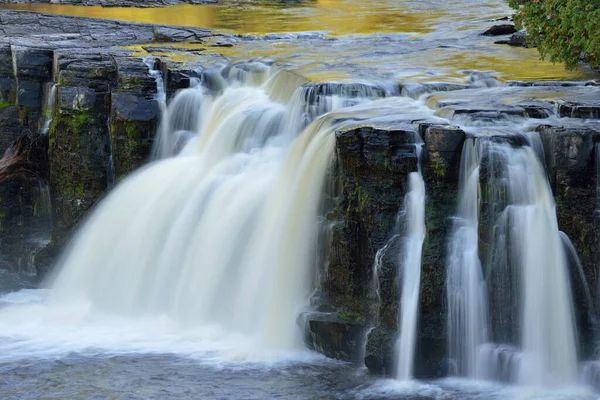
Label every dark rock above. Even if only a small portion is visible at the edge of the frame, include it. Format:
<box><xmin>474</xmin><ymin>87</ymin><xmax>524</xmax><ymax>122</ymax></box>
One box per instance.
<box><xmin>417</xmin><ymin>122</ymin><xmax>463</xmax><ymax>379</ymax></box>
<box><xmin>0</xmin><ymin>133</ymin><xmax>51</xmax><ymax>274</ymax></box>
<box><xmin>12</xmin><ymin>47</ymin><xmax>53</xmax><ymax>79</ymax></box>
<box><xmin>512</xmin><ymin>101</ymin><xmax>553</xmax><ymax>119</ymax></box>
<box><xmin>302</xmin><ymin>312</ymin><xmax>367</xmax><ymax>363</ymax></box>
<box><xmin>0</xmin><ymin>9</ymin><xmax>213</xmax><ymax>48</ymax></box>
<box><xmin>508</xmin><ymin>31</ymin><xmax>530</xmax><ymax>47</ymax></box>
<box><xmin>538</xmin><ymin>124</ymin><xmax>600</xmax><ymax>356</ymax></box>
<box><xmin>0</xmin><ymin>105</ymin><xmax>22</xmax><ymax>154</ymax></box>
<box><xmin>482</xmin><ymin>24</ymin><xmax>517</xmax><ymax>36</ymax></box>
<box><xmin>110</xmin><ymin>56</ymin><xmax>159</xmax><ymax>179</ymax></box>
<box><xmin>364</xmin><ymin>326</ymin><xmax>396</xmax><ymax>375</ymax></box>
<box><xmin>556</xmin><ymin>99</ymin><xmax>600</xmax><ymax>119</ymax></box>
<box><xmin>142</xmin><ymin>45</ymin><xmax>205</xmax><ymax>53</ymax></box>
<box><xmin>48</xmin><ymin>51</ymin><xmax>116</xmax><ymax>243</ymax></box>
<box><xmin>401</xmin><ymin>83</ymin><xmax>469</xmax><ymax>100</ymax></box>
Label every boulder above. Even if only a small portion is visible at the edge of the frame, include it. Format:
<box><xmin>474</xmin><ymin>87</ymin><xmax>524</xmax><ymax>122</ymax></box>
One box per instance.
<box><xmin>482</xmin><ymin>24</ymin><xmax>517</xmax><ymax>36</ymax></box>
<box><xmin>302</xmin><ymin>312</ymin><xmax>367</xmax><ymax>363</ymax></box>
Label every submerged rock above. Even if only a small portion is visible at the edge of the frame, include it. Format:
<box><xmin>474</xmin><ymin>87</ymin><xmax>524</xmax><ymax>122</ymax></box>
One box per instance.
<box><xmin>482</xmin><ymin>24</ymin><xmax>517</xmax><ymax>36</ymax></box>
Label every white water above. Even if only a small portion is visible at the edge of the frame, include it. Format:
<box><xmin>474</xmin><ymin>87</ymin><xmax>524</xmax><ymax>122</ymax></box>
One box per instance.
<box><xmin>395</xmin><ymin>139</ymin><xmax>426</xmax><ymax>381</ymax></box>
<box><xmin>39</xmin><ymin>82</ymin><xmax>57</xmax><ymax>135</ymax></box>
<box><xmin>499</xmin><ymin>145</ymin><xmax>578</xmax><ymax>387</ymax></box>
<box><xmin>1</xmin><ymin>63</ymin><xmax>438</xmax><ymax>362</ymax></box>
<box><xmin>446</xmin><ymin>138</ymin><xmax>489</xmax><ymax>378</ymax></box>
<box><xmin>44</xmin><ymin>67</ymin><xmax>339</xmax><ymax>355</ymax></box>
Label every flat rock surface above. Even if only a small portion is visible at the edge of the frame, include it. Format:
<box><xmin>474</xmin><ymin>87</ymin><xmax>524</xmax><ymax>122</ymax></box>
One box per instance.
<box><xmin>0</xmin><ymin>9</ymin><xmax>213</xmax><ymax>48</ymax></box>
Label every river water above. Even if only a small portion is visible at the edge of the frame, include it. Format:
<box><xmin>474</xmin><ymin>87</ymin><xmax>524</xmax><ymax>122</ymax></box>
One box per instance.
<box><xmin>1</xmin><ymin>1</ymin><xmax>599</xmax><ymax>399</ymax></box>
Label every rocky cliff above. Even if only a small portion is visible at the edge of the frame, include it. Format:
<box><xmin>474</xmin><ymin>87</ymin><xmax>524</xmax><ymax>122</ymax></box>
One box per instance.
<box><xmin>0</xmin><ymin>9</ymin><xmax>215</xmax><ymax>272</ymax></box>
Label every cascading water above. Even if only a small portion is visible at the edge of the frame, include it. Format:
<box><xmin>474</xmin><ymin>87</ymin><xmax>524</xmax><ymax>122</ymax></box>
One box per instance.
<box><xmin>32</xmin><ymin>62</ymin><xmax>417</xmax><ymax>357</ymax></box>
<box><xmin>479</xmin><ymin>138</ymin><xmax>579</xmax><ymax>387</ymax></box>
<box><xmin>39</xmin><ymin>82</ymin><xmax>57</xmax><ymax>135</ymax></box>
<box><xmin>446</xmin><ymin>137</ymin><xmax>489</xmax><ymax>378</ymax></box>
<box><xmin>395</xmin><ymin>136</ymin><xmax>426</xmax><ymax>381</ymax></box>
<box><xmin>446</xmin><ymin>131</ymin><xmax>582</xmax><ymax>389</ymax></box>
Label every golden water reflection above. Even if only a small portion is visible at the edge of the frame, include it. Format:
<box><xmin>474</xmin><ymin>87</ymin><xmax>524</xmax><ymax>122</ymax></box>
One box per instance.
<box><xmin>1</xmin><ymin>1</ymin><xmax>597</xmax><ymax>82</ymax></box>
<box><xmin>0</xmin><ymin>2</ymin><xmax>445</xmax><ymax>35</ymax></box>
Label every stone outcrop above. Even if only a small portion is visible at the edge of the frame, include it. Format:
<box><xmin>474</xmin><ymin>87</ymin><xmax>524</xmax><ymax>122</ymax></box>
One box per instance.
<box><xmin>0</xmin><ymin>9</ymin><xmax>221</xmax><ymax>268</ymax></box>
<box><xmin>304</xmin><ymin>82</ymin><xmax>600</xmax><ymax>378</ymax></box>
<box><xmin>0</xmin><ymin>133</ymin><xmax>51</xmax><ymax>274</ymax></box>
<box><xmin>482</xmin><ymin>24</ymin><xmax>516</xmax><ymax>36</ymax></box>
<box><xmin>0</xmin><ymin>9</ymin><xmax>212</xmax><ymax>48</ymax></box>
<box><xmin>539</xmin><ymin>124</ymin><xmax>600</xmax><ymax>356</ymax></box>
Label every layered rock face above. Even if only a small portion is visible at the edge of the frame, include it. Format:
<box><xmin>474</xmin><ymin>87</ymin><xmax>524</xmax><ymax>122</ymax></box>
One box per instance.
<box><xmin>0</xmin><ymin>9</ymin><xmax>216</xmax><ymax>269</ymax></box>
<box><xmin>306</xmin><ymin>83</ymin><xmax>600</xmax><ymax>378</ymax></box>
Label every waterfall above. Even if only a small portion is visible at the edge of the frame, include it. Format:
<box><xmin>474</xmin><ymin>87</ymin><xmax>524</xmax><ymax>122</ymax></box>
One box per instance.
<box><xmin>482</xmin><ymin>140</ymin><xmax>579</xmax><ymax>387</ymax></box>
<box><xmin>395</xmin><ymin>136</ymin><xmax>426</xmax><ymax>381</ymax></box>
<box><xmin>39</xmin><ymin>82</ymin><xmax>57</xmax><ymax>135</ymax></box>
<box><xmin>446</xmin><ymin>137</ymin><xmax>489</xmax><ymax>378</ymax></box>
<box><xmin>43</xmin><ymin>62</ymin><xmax>409</xmax><ymax>356</ymax></box>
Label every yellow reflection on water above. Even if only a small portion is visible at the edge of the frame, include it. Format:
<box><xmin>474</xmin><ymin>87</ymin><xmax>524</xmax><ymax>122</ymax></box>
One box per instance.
<box><xmin>2</xmin><ymin>1</ymin><xmax>597</xmax><ymax>82</ymax></box>
<box><xmin>0</xmin><ymin>2</ymin><xmax>442</xmax><ymax>35</ymax></box>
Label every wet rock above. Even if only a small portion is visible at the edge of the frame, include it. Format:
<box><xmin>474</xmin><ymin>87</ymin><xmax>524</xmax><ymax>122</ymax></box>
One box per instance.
<box><xmin>401</xmin><ymin>82</ymin><xmax>469</xmax><ymax>100</ymax></box>
<box><xmin>11</xmin><ymin>47</ymin><xmax>53</xmax><ymax>129</ymax></box>
<box><xmin>326</xmin><ymin>124</ymin><xmax>417</xmax><ymax>312</ymax></box>
<box><xmin>556</xmin><ymin>99</ymin><xmax>600</xmax><ymax>119</ymax></box>
<box><xmin>508</xmin><ymin>31</ymin><xmax>530</xmax><ymax>47</ymax></box>
<box><xmin>364</xmin><ymin>326</ymin><xmax>396</xmax><ymax>375</ymax></box>
<box><xmin>0</xmin><ymin>106</ymin><xmax>22</xmax><ymax>154</ymax></box>
<box><xmin>110</xmin><ymin>56</ymin><xmax>160</xmax><ymax>179</ymax></box>
<box><xmin>302</xmin><ymin>312</ymin><xmax>367</xmax><ymax>363</ymax></box>
<box><xmin>540</xmin><ymin>125</ymin><xmax>600</xmax><ymax>188</ymax></box>
<box><xmin>142</xmin><ymin>45</ymin><xmax>205</xmax><ymax>53</ymax></box>
<box><xmin>313</xmin><ymin>124</ymin><xmax>418</xmax><ymax>373</ymax></box>
<box><xmin>512</xmin><ymin>101</ymin><xmax>553</xmax><ymax>119</ymax></box>
<box><xmin>48</xmin><ymin>50</ymin><xmax>116</xmax><ymax>243</ymax></box>
<box><xmin>538</xmin><ymin>124</ymin><xmax>600</xmax><ymax>356</ymax></box>
<box><xmin>0</xmin><ymin>9</ymin><xmax>213</xmax><ymax>48</ymax></box>
<box><xmin>0</xmin><ymin>133</ymin><xmax>51</xmax><ymax>274</ymax></box>
<box><xmin>482</xmin><ymin>24</ymin><xmax>517</xmax><ymax>36</ymax></box>
<box><xmin>417</xmin><ymin>122</ymin><xmax>463</xmax><ymax>378</ymax></box>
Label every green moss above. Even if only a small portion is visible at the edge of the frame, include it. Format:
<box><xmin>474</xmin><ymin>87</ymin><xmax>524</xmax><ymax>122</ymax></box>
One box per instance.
<box><xmin>71</xmin><ymin>112</ymin><xmax>93</xmax><ymax>132</ymax></box>
<box><xmin>338</xmin><ymin>309</ymin><xmax>366</xmax><ymax>324</ymax></box>
<box><xmin>125</xmin><ymin>120</ymin><xmax>142</xmax><ymax>152</ymax></box>
<box><xmin>0</xmin><ymin>101</ymin><xmax>11</xmax><ymax>109</ymax></box>
<box><xmin>430</xmin><ymin>158</ymin><xmax>446</xmax><ymax>180</ymax></box>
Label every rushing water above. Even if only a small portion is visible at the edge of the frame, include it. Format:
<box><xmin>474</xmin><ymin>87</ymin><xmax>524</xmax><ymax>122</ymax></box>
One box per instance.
<box><xmin>447</xmin><ymin>138</ymin><xmax>489</xmax><ymax>379</ymax></box>
<box><xmin>395</xmin><ymin>139</ymin><xmax>426</xmax><ymax>381</ymax></box>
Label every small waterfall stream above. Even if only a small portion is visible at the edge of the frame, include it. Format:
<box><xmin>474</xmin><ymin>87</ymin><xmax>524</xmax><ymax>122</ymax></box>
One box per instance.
<box><xmin>447</xmin><ymin>137</ymin><xmax>489</xmax><ymax>378</ymax></box>
<box><xmin>448</xmin><ymin>136</ymin><xmax>580</xmax><ymax>388</ymax></box>
<box><xmin>39</xmin><ymin>82</ymin><xmax>57</xmax><ymax>135</ymax></box>
<box><xmin>395</xmin><ymin>137</ymin><xmax>426</xmax><ymax>381</ymax></box>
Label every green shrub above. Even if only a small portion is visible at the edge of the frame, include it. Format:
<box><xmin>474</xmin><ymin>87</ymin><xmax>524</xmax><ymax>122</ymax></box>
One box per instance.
<box><xmin>508</xmin><ymin>0</ymin><xmax>600</xmax><ymax>69</ymax></box>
